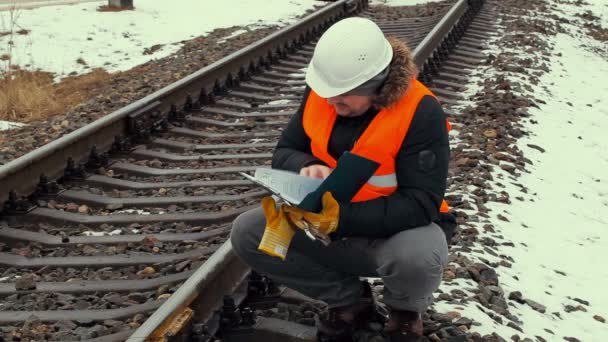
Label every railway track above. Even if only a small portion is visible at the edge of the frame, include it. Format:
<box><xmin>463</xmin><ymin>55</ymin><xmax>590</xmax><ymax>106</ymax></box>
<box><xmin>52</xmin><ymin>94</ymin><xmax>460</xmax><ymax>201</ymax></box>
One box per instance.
<box><xmin>0</xmin><ymin>0</ymin><xmax>501</xmax><ymax>340</ymax></box>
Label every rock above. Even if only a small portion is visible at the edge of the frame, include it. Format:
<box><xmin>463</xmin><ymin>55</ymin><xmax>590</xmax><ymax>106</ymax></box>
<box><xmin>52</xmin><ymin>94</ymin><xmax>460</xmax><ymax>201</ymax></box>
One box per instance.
<box><xmin>156</xmin><ymin>285</ymin><xmax>170</xmax><ymax>297</ymax></box>
<box><xmin>431</xmin><ymin>312</ymin><xmax>454</xmax><ymax>323</ymax></box>
<box><xmin>103</xmin><ymin>320</ymin><xmax>124</xmax><ymax>327</ymax></box>
<box><xmin>105</xmin><ymin>203</ymin><xmax>123</xmax><ymax>211</ymax></box>
<box><xmin>66</xmin><ymin>203</ymin><xmax>80</xmax><ymax>212</ymax></box>
<box><xmin>454</xmin><ymin>317</ymin><xmax>473</xmax><ymax>326</ymax></box>
<box><xmin>446</xmin><ymin>311</ymin><xmax>462</xmax><ymax>320</ymax></box>
<box><xmin>508</xmin><ymin>291</ymin><xmax>525</xmax><ymax>304</ymax></box>
<box><xmin>572</xmin><ymin>298</ymin><xmax>589</xmax><ymax>306</ymax></box>
<box><xmin>526</xmin><ymin>144</ymin><xmax>545</xmax><ymax>153</ymax></box>
<box><xmin>175</xmin><ymin>260</ymin><xmax>191</xmax><ymax>272</ymax></box>
<box><xmin>563</xmin><ymin>338</ymin><xmax>581</xmax><ymax>342</ymax></box>
<box><xmin>139</xmin><ymin>266</ymin><xmax>156</xmax><ymax>275</ymax></box>
<box><xmin>525</xmin><ymin>299</ymin><xmax>546</xmax><ymax>313</ymax></box>
<box><xmin>104</xmin><ymin>294</ymin><xmax>124</xmax><ymax>305</ymax></box>
<box><xmin>593</xmin><ymin>315</ymin><xmax>605</xmax><ymax>323</ymax></box>
<box><xmin>15</xmin><ymin>274</ymin><xmax>36</xmax><ymax>290</ymax></box>
<box><xmin>483</xmin><ymin>129</ymin><xmax>498</xmax><ymax>138</ymax></box>
<box><xmin>82</xmin><ymin>245</ymin><xmax>99</xmax><ymax>255</ymax></box>
<box><xmin>158</xmin><ymin>293</ymin><xmax>171</xmax><ymax>300</ymax></box>
<box><xmin>78</xmin><ymin>205</ymin><xmax>90</xmax><ymax>214</ymax></box>
<box><xmin>127</xmin><ymin>292</ymin><xmax>147</xmax><ymax>303</ymax></box>
<box><xmin>479</xmin><ymin>268</ymin><xmax>499</xmax><ymax>286</ymax></box>
<box><xmin>438</xmin><ymin>293</ymin><xmax>453</xmax><ymax>301</ymax></box>
<box><xmin>443</xmin><ymin>270</ymin><xmax>456</xmax><ymax>281</ymax></box>
<box><xmin>507</xmin><ymin>321</ymin><xmax>523</xmax><ymax>332</ymax></box>
<box><xmin>141</xmin><ymin>235</ymin><xmax>159</xmax><ymax>247</ymax></box>
<box><xmin>74</xmin><ymin>300</ymin><xmax>90</xmax><ymax>310</ymax></box>
<box><xmin>54</xmin><ymin>320</ymin><xmax>77</xmax><ymax>331</ymax></box>
<box><xmin>132</xmin><ymin>313</ymin><xmax>146</xmax><ymax>323</ymax></box>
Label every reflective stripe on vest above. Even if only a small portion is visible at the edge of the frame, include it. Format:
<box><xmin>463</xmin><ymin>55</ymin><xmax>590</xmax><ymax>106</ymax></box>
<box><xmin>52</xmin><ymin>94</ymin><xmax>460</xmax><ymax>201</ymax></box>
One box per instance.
<box><xmin>302</xmin><ymin>79</ymin><xmax>450</xmax><ymax>213</ymax></box>
<box><xmin>368</xmin><ymin>173</ymin><xmax>397</xmax><ymax>188</ymax></box>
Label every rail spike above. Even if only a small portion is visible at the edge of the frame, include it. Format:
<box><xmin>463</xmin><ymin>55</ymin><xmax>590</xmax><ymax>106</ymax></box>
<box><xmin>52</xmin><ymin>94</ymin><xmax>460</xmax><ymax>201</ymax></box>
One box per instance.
<box><xmin>29</xmin><ymin>174</ymin><xmax>61</xmax><ymax>201</ymax></box>
<box><xmin>1</xmin><ymin>190</ymin><xmax>35</xmax><ymax>216</ymax></box>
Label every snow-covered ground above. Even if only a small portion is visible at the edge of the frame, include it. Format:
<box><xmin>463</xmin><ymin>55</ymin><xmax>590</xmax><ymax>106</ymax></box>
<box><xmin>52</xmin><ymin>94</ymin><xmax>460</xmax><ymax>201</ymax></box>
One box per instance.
<box><xmin>433</xmin><ymin>0</ymin><xmax>608</xmax><ymax>340</ymax></box>
<box><xmin>370</xmin><ymin>0</ymin><xmax>445</xmax><ymax>5</ymax></box>
<box><xmin>0</xmin><ymin>0</ymin><xmax>324</xmax><ymax>79</ymax></box>
<box><xmin>0</xmin><ymin>0</ymin><xmax>325</xmax><ymax>131</ymax></box>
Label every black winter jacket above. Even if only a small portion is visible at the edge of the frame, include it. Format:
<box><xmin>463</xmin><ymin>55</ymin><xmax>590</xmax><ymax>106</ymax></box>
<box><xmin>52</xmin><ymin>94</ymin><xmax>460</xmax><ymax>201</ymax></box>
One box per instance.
<box><xmin>271</xmin><ymin>38</ymin><xmax>450</xmax><ymax>239</ymax></box>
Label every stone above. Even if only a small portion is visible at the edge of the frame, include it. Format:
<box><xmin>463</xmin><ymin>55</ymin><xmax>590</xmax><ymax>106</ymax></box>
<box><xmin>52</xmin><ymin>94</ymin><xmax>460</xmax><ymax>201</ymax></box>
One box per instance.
<box><xmin>104</xmin><ymin>294</ymin><xmax>124</xmax><ymax>305</ymax></box>
<box><xmin>572</xmin><ymin>298</ymin><xmax>589</xmax><ymax>306</ymax></box>
<box><xmin>431</xmin><ymin>312</ymin><xmax>454</xmax><ymax>323</ymax></box>
<box><xmin>156</xmin><ymin>285</ymin><xmax>170</xmax><ymax>297</ymax></box>
<box><xmin>445</xmin><ymin>311</ymin><xmax>462</xmax><ymax>320</ymax></box>
<box><xmin>139</xmin><ymin>266</ymin><xmax>156</xmax><ymax>275</ymax></box>
<box><xmin>483</xmin><ymin>129</ymin><xmax>498</xmax><ymax>138</ymax></box>
<box><xmin>82</xmin><ymin>245</ymin><xmax>99</xmax><ymax>255</ymax></box>
<box><xmin>127</xmin><ymin>292</ymin><xmax>146</xmax><ymax>303</ymax></box>
<box><xmin>479</xmin><ymin>268</ymin><xmax>499</xmax><ymax>285</ymax></box>
<box><xmin>508</xmin><ymin>291</ymin><xmax>525</xmax><ymax>304</ymax></box>
<box><xmin>105</xmin><ymin>203</ymin><xmax>123</xmax><ymax>211</ymax></box>
<box><xmin>454</xmin><ymin>317</ymin><xmax>473</xmax><ymax>326</ymax></box>
<box><xmin>66</xmin><ymin>203</ymin><xmax>80</xmax><ymax>212</ymax></box>
<box><xmin>175</xmin><ymin>260</ymin><xmax>191</xmax><ymax>272</ymax></box>
<box><xmin>158</xmin><ymin>293</ymin><xmax>171</xmax><ymax>300</ymax></box>
<box><xmin>593</xmin><ymin>315</ymin><xmax>605</xmax><ymax>323</ymax></box>
<box><xmin>507</xmin><ymin>321</ymin><xmax>523</xmax><ymax>332</ymax></box>
<box><xmin>54</xmin><ymin>320</ymin><xmax>77</xmax><ymax>331</ymax></box>
<box><xmin>525</xmin><ymin>299</ymin><xmax>546</xmax><ymax>313</ymax></box>
<box><xmin>15</xmin><ymin>274</ymin><xmax>36</xmax><ymax>290</ymax></box>
<box><xmin>78</xmin><ymin>205</ymin><xmax>90</xmax><ymax>214</ymax></box>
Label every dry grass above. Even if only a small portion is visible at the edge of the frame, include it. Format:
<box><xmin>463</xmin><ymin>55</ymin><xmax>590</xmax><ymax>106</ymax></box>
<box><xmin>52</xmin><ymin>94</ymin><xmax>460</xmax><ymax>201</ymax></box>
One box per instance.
<box><xmin>0</xmin><ymin>68</ymin><xmax>112</xmax><ymax>123</ymax></box>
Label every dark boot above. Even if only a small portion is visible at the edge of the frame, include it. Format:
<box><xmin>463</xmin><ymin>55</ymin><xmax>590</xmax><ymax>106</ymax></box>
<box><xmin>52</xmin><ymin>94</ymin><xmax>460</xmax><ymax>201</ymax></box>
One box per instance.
<box><xmin>383</xmin><ymin>310</ymin><xmax>423</xmax><ymax>342</ymax></box>
<box><xmin>316</xmin><ymin>282</ymin><xmax>375</xmax><ymax>342</ymax></box>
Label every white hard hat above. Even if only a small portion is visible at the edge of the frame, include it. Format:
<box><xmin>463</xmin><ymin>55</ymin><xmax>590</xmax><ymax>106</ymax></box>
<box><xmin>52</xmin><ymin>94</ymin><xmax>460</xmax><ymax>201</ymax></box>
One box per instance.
<box><xmin>305</xmin><ymin>17</ymin><xmax>393</xmax><ymax>98</ymax></box>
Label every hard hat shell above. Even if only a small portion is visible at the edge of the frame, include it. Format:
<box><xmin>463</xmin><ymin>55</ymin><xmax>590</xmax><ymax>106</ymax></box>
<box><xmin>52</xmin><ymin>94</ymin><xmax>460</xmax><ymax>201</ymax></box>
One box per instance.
<box><xmin>306</xmin><ymin>17</ymin><xmax>393</xmax><ymax>98</ymax></box>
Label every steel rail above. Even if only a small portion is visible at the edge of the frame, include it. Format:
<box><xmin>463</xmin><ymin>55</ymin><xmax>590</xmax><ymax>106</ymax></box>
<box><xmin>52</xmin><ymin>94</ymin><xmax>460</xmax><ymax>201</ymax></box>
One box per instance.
<box><xmin>0</xmin><ymin>0</ymin><xmax>360</xmax><ymax>204</ymax></box>
<box><xmin>413</xmin><ymin>0</ymin><xmax>467</xmax><ymax>66</ymax></box>
<box><xmin>126</xmin><ymin>0</ymin><xmax>485</xmax><ymax>341</ymax></box>
<box><xmin>126</xmin><ymin>241</ymin><xmax>248</xmax><ymax>342</ymax></box>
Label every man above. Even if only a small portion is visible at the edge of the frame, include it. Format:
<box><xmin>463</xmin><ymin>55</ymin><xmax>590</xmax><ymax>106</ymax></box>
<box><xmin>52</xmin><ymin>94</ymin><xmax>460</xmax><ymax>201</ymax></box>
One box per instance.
<box><xmin>231</xmin><ymin>17</ymin><xmax>451</xmax><ymax>341</ymax></box>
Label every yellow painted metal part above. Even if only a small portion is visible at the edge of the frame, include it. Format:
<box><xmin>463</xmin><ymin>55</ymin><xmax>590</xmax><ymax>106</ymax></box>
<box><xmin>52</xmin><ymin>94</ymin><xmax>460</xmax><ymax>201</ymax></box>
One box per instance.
<box><xmin>147</xmin><ymin>307</ymin><xmax>194</xmax><ymax>341</ymax></box>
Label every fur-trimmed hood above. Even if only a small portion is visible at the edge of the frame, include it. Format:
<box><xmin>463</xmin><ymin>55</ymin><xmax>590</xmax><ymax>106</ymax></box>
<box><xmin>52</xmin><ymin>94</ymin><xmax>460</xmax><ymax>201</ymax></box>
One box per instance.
<box><xmin>372</xmin><ymin>37</ymin><xmax>418</xmax><ymax>109</ymax></box>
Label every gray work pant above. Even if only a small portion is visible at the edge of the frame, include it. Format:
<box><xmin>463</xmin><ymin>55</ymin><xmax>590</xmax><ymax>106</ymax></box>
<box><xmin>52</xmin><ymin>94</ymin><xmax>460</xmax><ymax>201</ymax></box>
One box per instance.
<box><xmin>230</xmin><ymin>207</ymin><xmax>449</xmax><ymax>312</ymax></box>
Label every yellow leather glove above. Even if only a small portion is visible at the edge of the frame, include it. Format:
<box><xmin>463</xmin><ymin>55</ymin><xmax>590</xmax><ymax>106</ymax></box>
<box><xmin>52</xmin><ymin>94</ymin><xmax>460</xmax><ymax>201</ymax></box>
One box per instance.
<box><xmin>258</xmin><ymin>197</ymin><xmax>296</xmax><ymax>260</ymax></box>
<box><xmin>283</xmin><ymin>192</ymin><xmax>340</xmax><ymax>236</ymax></box>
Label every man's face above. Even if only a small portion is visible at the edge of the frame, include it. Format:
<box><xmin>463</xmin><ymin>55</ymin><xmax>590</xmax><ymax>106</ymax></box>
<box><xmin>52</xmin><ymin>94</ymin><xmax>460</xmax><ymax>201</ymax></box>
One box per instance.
<box><xmin>326</xmin><ymin>94</ymin><xmax>374</xmax><ymax>117</ymax></box>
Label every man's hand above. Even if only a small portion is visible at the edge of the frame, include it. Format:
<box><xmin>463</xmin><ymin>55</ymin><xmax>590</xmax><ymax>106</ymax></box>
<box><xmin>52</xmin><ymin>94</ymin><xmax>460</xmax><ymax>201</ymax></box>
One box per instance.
<box><xmin>300</xmin><ymin>164</ymin><xmax>333</xmax><ymax>179</ymax></box>
<box><xmin>283</xmin><ymin>192</ymin><xmax>340</xmax><ymax>236</ymax></box>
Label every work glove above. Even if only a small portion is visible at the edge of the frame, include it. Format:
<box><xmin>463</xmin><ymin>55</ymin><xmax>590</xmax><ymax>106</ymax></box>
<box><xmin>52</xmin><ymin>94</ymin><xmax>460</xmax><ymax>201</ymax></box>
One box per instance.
<box><xmin>283</xmin><ymin>192</ymin><xmax>340</xmax><ymax>245</ymax></box>
<box><xmin>258</xmin><ymin>197</ymin><xmax>296</xmax><ymax>260</ymax></box>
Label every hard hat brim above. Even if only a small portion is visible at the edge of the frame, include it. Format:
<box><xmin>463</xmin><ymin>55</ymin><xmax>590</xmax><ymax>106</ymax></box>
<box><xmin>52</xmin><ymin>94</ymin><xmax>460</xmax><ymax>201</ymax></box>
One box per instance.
<box><xmin>305</xmin><ymin>37</ymin><xmax>393</xmax><ymax>98</ymax></box>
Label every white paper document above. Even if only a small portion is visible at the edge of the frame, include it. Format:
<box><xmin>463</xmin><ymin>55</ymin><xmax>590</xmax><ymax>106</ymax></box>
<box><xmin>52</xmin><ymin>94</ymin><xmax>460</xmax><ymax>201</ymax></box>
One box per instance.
<box><xmin>240</xmin><ymin>168</ymin><xmax>323</xmax><ymax>206</ymax></box>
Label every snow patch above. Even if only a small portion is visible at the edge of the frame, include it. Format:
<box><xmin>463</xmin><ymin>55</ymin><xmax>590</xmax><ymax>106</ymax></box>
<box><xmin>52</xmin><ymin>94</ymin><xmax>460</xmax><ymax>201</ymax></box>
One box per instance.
<box><xmin>267</xmin><ymin>99</ymin><xmax>293</xmax><ymax>105</ymax></box>
<box><xmin>81</xmin><ymin>229</ymin><xmax>122</xmax><ymax>236</ymax></box>
<box><xmin>370</xmin><ymin>0</ymin><xmax>446</xmax><ymax>6</ymax></box>
<box><xmin>0</xmin><ymin>0</ymin><xmax>325</xmax><ymax>79</ymax></box>
<box><xmin>0</xmin><ymin>121</ymin><xmax>25</xmax><ymax>131</ymax></box>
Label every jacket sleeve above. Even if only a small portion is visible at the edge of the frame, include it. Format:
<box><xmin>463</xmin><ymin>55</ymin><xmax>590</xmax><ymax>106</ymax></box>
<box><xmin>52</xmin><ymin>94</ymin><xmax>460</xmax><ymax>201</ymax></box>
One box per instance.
<box><xmin>336</xmin><ymin>95</ymin><xmax>450</xmax><ymax>239</ymax></box>
<box><xmin>271</xmin><ymin>87</ymin><xmax>327</xmax><ymax>172</ymax></box>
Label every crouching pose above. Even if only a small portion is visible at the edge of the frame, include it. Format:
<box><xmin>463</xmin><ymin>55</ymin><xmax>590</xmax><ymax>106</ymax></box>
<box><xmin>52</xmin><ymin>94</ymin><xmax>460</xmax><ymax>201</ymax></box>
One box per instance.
<box><xmin>231</xmin><ymin>17</ymin><xmax>452</xmax><ymax>342</ymax></box>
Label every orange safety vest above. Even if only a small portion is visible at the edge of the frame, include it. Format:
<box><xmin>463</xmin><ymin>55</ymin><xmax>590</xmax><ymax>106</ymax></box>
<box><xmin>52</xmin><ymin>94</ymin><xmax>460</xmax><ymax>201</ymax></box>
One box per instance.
<box><xmin>302</xmin><ymin>79</ymin><xmax>450</xmax><ymax>213</ymax></box>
